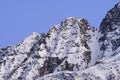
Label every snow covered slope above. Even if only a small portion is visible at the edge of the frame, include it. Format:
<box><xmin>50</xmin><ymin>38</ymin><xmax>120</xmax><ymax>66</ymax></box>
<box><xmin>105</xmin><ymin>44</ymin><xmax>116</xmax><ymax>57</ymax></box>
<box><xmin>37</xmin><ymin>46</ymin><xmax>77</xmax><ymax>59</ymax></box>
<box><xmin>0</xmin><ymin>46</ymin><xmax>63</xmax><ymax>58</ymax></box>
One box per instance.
<box><xmin>1</xmin><ymin>2</ymin><xmax>120</xmax><ymax>80</ymax></box>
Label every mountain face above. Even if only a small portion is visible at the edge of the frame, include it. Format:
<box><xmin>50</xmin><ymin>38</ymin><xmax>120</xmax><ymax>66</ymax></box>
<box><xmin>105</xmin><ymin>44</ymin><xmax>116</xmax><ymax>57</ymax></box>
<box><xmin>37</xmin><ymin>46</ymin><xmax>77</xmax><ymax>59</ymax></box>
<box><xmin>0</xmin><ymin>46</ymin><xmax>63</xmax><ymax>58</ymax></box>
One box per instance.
<box><xmin>1</xmin><ymin>2</ymin><xmax>120</xmax><ymax>80</ymax></box>
<box><xmin>99</xmin><ymin>2</ymin><xmax>120</xmax><ymax>60</ymax></box>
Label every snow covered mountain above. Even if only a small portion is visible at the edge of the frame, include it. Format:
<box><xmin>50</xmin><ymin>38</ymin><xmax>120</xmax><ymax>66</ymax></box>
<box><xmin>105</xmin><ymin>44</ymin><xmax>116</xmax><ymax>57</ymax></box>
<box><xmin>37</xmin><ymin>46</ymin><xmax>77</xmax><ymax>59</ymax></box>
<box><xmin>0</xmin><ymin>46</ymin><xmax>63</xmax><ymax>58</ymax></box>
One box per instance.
<box><xmin>1</xmin><ymin>2</ymin><xmax>120</xmax><ymax>80</ymax></box>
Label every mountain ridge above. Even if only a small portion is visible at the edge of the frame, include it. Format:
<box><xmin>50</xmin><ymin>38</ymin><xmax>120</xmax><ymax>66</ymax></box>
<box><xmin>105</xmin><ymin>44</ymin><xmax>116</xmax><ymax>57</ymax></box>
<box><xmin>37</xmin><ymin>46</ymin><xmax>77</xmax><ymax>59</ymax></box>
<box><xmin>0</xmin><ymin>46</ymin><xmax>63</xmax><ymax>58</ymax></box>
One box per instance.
<box><xmin>1</xmin><ymin>2</ymin><xmax>120</xmax><ymax>80</ymax></box>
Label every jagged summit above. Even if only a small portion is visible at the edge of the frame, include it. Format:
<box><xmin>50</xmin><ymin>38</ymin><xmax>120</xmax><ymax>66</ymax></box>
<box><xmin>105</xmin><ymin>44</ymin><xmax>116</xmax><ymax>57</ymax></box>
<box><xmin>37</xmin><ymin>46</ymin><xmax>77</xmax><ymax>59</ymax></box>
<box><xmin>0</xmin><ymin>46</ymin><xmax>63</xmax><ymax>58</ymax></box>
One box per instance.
<box><xmin>1</xmin><ymin>2</ymin><xmax>120</xmax><ymax>80</ymax></box>
<box><xmin>98</xmin><ymin>2</ymin><xmax>120</xmax><ymax>65</ymax></box>
<box><xmin>61</xmin><ymin>17</ymin><xmax>90</xmax><ymax>27</ymax></box>
<box><xmin>115</xmin><ymin>2</ymin><xmax>120</xmax><ymax>8</ymax></box>
<box><xmin>100</xmin><ymin>2</ymin><xmax>120</xmax><ymax>34</ymax></box>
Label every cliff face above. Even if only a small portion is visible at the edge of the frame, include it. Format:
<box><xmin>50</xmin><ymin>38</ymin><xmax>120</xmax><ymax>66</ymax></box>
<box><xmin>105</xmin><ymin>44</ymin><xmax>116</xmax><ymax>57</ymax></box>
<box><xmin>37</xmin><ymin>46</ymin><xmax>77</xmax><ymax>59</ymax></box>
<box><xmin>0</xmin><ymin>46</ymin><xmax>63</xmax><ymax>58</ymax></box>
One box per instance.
<box><xmin>1</xmin><ymin>2</ymin><xmax>120</xmax><ymax>80</ymax></box>
<box><xmin>99</xmin><ymin>2</ymin><xmax>120</xmax><ymax>60</ymax></box>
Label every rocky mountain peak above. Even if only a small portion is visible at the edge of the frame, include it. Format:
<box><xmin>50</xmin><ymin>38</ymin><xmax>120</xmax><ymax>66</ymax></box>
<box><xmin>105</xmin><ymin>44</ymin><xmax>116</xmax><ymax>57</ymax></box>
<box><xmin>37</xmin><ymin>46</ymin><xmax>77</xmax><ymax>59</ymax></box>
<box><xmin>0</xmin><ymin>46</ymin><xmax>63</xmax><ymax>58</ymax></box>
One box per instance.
<box><xmin>63</xmin><ymin>17</ymin><xmax>88</xmax><ymax>26</ymax></box>
<box><xmin>1</xmin><ymin>2</ymin><xmax>120</xmax><ymax>80</ymax></box>
<box><xmin>98</xmin><ymin>2</ymin><xmax>120</xmax><ymax>61</ymax></box>
<box><xmin>100</xmin><ymin>2</ymin><xmax>120</xmax><ymax>34</ymax></box>
<box><xmin>115</xmin><ymin>2</ymin><xmax>120</xmax><ymax>9</ymax></box>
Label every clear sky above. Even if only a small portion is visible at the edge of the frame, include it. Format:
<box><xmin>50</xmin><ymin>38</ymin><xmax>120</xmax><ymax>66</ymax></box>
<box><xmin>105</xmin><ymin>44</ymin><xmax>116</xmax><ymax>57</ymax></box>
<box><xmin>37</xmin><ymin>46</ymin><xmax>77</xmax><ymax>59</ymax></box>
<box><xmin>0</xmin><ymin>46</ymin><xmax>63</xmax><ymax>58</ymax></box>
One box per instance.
<box><xmin>0</xmin><ymin>0</ymin><xmax>119</xmax><ymax>47</ymax></box>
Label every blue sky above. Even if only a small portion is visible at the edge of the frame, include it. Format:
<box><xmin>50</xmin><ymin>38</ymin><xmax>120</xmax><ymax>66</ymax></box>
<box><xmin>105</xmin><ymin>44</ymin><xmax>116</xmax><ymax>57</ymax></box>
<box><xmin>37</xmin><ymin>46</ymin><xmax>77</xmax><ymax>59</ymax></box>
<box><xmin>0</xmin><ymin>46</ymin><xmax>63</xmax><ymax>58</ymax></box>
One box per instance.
<box><xmin>0</xmin><ymin>0</ymin><xmax>119</xmax><ymax>47</ymax></box>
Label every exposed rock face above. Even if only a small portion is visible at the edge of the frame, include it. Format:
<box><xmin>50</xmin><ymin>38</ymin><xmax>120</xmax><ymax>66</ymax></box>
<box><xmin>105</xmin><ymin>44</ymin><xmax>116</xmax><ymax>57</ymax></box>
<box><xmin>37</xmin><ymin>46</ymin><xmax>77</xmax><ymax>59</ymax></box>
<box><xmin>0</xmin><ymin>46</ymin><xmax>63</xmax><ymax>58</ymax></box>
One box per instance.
<box><xmin>0</xmin><ymin>46</ymin><xmax>14</xmax><ymax>64</ymax></box>
<box><xmin>45</xmin><ymin>17</ymin><xmax>97</xmax><ymax>72</ymax></box>
<box><xmin>99</xmin><ymin>2</ymin><xmax>120</xmax><ymax>61</ymax></box>
<box><xmin>1</xmin><ymin>2</ymin><xmax>120</xmax><ymax>80</ymax></box>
